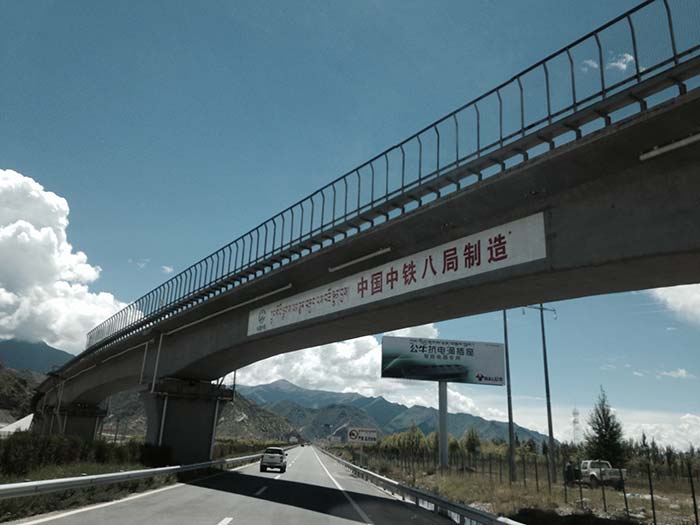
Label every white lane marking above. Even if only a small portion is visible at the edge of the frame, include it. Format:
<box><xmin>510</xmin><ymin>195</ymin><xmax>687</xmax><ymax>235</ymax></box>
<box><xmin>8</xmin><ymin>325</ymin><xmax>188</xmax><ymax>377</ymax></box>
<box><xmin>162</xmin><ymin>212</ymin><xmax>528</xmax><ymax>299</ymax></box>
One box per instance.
<box><xmin>311</xmin><ymin>447</ymin><xmax>372</xmax><ymax>525</ymax></box>
<box><xmin>254</xmin><ymin>486</ymin><xmax>268</xmax><ymax>496</ymax></box>
<box><xmin>216</xmin><ymin>518</ymin><xmax>233</xmax><ymax>525</ymax></box>
<box><xmin>15</xmin><ymin>462</ymin><xmax>255</xmax><ymax>524</ymax></box>
<box><xmin>274</xmin><ymin>473</ymin><xmax>282</xmax><ymax>479</ymax></box>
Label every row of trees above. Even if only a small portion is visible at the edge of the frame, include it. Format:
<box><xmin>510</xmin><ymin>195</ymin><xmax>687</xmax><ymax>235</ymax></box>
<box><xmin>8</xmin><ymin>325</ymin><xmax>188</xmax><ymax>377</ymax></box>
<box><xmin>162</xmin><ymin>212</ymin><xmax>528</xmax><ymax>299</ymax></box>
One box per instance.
<box><xmin>573</xmin><ymin>388</ymin><xmax>698</xmax><ymax>478</ymax></box>
<box><xmin>362</xmin><ymin>389</ymin><xmax>698</xmax><ymax>482</ymax></box>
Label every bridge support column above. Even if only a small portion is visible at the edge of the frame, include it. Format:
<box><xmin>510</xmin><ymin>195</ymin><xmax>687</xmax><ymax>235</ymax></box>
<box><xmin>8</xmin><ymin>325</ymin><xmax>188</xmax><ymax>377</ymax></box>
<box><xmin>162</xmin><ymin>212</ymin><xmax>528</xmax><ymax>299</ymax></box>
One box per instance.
<box><xmin>142</xmin><ymin>379</ymin><xmax>232</xmax><ymax>465</ymax></box>
<box><xmin>33</xmin><ymin>403</ymin><xmax>106</xmax><ymax>441</ymax></box>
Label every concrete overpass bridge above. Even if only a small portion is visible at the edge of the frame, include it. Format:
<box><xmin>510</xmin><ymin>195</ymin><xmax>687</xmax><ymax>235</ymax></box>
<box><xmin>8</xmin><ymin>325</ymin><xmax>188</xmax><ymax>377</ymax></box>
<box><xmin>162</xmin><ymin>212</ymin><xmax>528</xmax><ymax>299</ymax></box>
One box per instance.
<box><xmin>34</xmin><ymin>0</ymin><xmax>700</xmax><ymax>464</ymax></box>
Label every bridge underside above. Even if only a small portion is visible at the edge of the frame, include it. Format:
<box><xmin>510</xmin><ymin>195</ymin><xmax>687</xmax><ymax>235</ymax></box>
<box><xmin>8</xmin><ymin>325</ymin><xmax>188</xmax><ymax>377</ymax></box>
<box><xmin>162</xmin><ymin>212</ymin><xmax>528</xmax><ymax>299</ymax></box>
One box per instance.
<box><xmin>157</xmin><ymin>88</ymin><xmax>700</xmax><ymax>380</ymax></box>
<box><xmin>34</xmin><ymin>89</ymin><xmax>700</xmax><ymax>462</ymax></box>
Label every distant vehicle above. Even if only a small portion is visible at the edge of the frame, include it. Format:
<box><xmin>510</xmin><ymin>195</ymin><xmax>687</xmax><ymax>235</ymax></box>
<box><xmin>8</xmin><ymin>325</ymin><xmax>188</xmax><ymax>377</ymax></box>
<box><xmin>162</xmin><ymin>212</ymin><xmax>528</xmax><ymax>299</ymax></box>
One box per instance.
<box><xmin>300</xmin><ymin>443</ymin><xmax>305</xmax><ymax>447</ymax></box>
<box><xmin>578</xmin><ymin>460</ymin><xmax>626</xmax><ymax>489</ymax></box>
<box><xmin>260</xmin><ymin>447</ymin><xmax>288</xmax><ymax>473</ymax></box>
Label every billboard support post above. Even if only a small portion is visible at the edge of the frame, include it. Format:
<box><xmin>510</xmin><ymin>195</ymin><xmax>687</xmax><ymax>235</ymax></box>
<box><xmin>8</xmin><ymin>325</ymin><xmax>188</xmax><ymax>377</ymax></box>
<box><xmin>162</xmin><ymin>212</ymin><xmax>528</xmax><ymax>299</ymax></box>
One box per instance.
<box><xmin>438</xmin><ymin>381</ymin><xmax>448</xmax><ymax>472</ymax></box>
<box><xmin>503</xmin><ymin>309</ymin><xmax>517</xmax><ymax>483</ymax></box>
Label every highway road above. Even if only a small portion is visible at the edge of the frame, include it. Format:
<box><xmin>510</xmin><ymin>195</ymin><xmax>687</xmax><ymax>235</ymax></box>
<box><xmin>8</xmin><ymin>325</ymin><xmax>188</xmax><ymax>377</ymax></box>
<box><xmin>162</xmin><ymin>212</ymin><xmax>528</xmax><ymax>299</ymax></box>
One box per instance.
<box><xmin>9</xmin><ymin>446</ymin><xmax>454</xmax><ymax>524</ymax></box>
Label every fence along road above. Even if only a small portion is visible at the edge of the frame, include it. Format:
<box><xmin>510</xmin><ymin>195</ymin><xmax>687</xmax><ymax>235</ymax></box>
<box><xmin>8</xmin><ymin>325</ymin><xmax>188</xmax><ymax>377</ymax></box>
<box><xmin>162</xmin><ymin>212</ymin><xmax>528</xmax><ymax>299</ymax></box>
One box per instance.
<box><xmin>4</xmin><ymin>446</ymin><xmax>477</xmax><ymax>525</ymax></box>
<box><xmin>77</xmin><ymin>0</ymin><xmax>700</xmax><ymax>357</ymax></box>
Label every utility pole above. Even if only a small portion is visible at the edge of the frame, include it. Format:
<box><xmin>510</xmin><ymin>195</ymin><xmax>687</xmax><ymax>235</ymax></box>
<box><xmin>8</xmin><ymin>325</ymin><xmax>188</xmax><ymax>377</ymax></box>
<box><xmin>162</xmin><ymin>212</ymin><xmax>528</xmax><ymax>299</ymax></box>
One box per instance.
<box><xmin>232</xmin><ymin>370</ymin><xmax>237</xmax><ymax>404</ymax></box>
<box><xmin>503</xmin><ymin>309</ymin><xmax>516</xmax><ymax>483</ymax></box>
<box><xmin>524</xmin><ymin>303</ymin><xmax>558</xmax><ymax>483</ymax></box>
<box><xmin>438</xmin><ymin>381</ymin><xmax>448</xmax><ymax>472</ymax></box>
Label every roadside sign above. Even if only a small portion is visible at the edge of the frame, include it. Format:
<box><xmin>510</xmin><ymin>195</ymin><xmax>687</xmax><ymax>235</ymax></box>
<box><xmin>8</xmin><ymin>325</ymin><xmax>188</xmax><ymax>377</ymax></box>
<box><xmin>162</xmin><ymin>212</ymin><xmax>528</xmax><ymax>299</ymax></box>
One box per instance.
<box><xmin>381</xmin><ymin>336</ymin><xmax>505</xmax><ymax>385</ymax></box>
<box><xmin>347</xmin><ymin>427</ymin><xmax>378</xmax><ymax>444</ymax></box>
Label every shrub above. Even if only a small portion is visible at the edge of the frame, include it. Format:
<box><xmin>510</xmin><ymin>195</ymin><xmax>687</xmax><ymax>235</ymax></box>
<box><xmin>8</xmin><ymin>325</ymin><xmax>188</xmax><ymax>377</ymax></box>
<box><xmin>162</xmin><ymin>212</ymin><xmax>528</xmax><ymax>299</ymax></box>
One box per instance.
<box><xmin>0</xmin><ymin>433</ymin><xmax>170</xmax><ymax>476</ymax></box>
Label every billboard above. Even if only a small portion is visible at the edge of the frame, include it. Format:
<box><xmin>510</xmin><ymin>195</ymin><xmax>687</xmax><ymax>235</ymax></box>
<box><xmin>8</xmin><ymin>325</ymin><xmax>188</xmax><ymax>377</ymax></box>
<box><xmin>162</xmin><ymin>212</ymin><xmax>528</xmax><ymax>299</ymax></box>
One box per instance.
<box><xmin>347</xmin><ymin>427</ymin><xmax>379</xmax><ymax>444</ymax></box>
<box><xmin>381</xmin><ymin>336</ymin><xmax>505</xmax><ymax>385</ymax></box>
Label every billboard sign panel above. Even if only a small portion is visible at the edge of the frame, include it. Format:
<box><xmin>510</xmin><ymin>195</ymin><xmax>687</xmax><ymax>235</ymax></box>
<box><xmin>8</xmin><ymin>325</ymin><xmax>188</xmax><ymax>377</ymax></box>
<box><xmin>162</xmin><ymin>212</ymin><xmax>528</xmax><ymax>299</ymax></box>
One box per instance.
<box><xmin>248</xmin><ymin>213</ymin><xmax>546</xmax><ymax>335</ymax></box>
<box><xmin>347</xmin><ymin>427</ymin><xmax>379</xmax><ymax>444</ymax></box>
<box><xmin>381</xmin><ymin>336</ymin><xmax>505</xmax><ymax>385</ymax></box>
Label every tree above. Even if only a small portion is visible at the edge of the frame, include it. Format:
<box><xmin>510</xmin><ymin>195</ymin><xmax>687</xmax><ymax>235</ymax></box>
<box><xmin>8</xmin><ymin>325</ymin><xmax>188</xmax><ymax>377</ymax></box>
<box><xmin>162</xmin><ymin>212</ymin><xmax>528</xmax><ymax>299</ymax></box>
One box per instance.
<box><xmin>463</xmin><ymin>427</ymin><xmax>480</xmax><ymax>455</ymax></box>
<box><xmin>448</xmin><ymin>435</ymin><xmax>461</xmax><ymax>466</ymax></box>
<box><xmin>585</xmin><ymin>388</ymin><xmax>625</xmax><ymax>466</ymax></box>
<box><xmin>523</xmin><ymin>438</ymin><xmax>537</xmax><ymax>454</ymax></box>
<box><xmin>404</xmin><ymin>423</ymin><xmax>425</xmax><ymax>484</ymax></box>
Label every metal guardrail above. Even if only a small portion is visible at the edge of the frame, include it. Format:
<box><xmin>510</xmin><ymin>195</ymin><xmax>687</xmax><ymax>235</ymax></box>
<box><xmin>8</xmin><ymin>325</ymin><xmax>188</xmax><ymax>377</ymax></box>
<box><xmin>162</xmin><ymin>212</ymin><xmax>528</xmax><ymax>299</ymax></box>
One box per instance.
<box><xmin>83</xmin><ymin>0</ymin><xmax>700</xmax><ymax>353</ymax></box>
<box><xmin>0</xmin><ymin>452</ymin><xmax>262</xmax><ymax>500</ymax></box>
<box><xmin>319</xmin><ymin>448</ymin><xmax>523</xmax><ymax>525</ymax></box>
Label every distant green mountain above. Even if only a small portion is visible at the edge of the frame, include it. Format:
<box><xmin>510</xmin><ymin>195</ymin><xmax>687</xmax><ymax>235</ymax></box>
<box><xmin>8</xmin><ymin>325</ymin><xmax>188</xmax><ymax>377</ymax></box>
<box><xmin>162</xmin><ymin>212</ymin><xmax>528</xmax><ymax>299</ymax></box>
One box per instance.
<box><xmin>383</xmin><ymin>404</ymin><xmax>546</xmax><ymax>445</ymax></box>
<box><xmin>0</xmin><ymin>340</ymin><xmax>72</xmax><ymax>374</ymax></box>
<box><xmin>239</xmin><ymin>379</ymin><xmax>365</xmax><ymax>408</ymax></box>
<box><xmin>240</xmin><ymin>380</ymin><xmax>551</xmax><ymax>445</ymax></box>
<box><xmin>267</xmin><ymin>399</ymin><xmax>380</xmax><ymax>440</ymax></box>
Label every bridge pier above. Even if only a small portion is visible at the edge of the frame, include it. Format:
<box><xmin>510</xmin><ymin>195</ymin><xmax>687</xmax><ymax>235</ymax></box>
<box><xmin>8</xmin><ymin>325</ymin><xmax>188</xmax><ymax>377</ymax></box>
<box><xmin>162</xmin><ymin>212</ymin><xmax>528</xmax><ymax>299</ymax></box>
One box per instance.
<box><xmin>33</xmin><ymin>403</ymin><xmax>106</xmax><ymax>440</ymax></box>
<box><xmin>142</xmin><ymin>379</ymin><xmax>232</xmax><ymax>465</ymax></box>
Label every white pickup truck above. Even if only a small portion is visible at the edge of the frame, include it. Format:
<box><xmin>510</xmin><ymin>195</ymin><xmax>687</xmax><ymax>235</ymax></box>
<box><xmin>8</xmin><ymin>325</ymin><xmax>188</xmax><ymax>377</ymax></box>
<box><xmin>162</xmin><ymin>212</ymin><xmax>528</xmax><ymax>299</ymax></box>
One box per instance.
<box><xmin>579</xmin><ymin>460</ymin><xmax>626</xmax><ymax>489</ymax></box>
<box><xmin>260</xmin><ymin>447</ymin><xmax>288</xmax><ymax>473</ymax></box>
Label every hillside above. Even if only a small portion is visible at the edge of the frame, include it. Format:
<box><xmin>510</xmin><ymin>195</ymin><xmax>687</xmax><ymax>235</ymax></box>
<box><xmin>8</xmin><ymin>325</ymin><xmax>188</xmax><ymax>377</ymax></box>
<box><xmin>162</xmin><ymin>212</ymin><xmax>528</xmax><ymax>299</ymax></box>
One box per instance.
<box><xmin>216</xmin><ymin>395</ymin><xmax>301</xmax><ymax>441</ymax></box>
<box><xmin>0</xmin><ymin>340</ymin><xmax>72</xmax><ymax>373</ymax></box>
<box><xmin>241</xmin><ymin>380</ymin><xmax>551</xmax><ymax>445</ymax></box>
<box><xmin>0</xmin><ymin>364</ymin><xmax>42</xmax><ymax>426</ymax></box>
<box><xmin>267</xmin><ymin>399</ymin><xmax>380</xmax><ymax>440</ymax></box>
<box><xmin>102</xmin><ymin>390</ymin><xmax>300</xmax><ymax>442</ymax></box>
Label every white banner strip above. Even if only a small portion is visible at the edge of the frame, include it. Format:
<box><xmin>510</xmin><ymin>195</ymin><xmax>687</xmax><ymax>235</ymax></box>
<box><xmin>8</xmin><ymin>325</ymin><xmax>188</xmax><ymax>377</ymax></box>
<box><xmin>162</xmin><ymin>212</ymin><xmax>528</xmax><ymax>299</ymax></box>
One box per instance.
<box><xmin>248</xmin><ymin>213</ymin><xmax>546</xmax><ymax>335</ymax></box>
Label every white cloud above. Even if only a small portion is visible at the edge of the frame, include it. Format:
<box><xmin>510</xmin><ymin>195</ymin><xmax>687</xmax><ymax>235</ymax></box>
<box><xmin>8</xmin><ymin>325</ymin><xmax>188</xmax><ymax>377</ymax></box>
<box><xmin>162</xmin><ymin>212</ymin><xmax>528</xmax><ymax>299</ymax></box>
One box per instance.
<box><xmin>161</xmin><ymin>265</ymin><xmax>174</xmax><ymax>274</ymax></box>
<box><xmin>0</xmin><ymin>169</ymin><xmax>125</xmax><ymax>353</ymax></box>
<box><xmin>619</xmin><ymin>411</ymin><xmax>700</xmax><ymax>450</ymax></box>
<box><xmin>633</xmin><ymin>371</ymin><xmax>645</xmax><ymax>377</ymax></box>
<box><xmin>648</xmin><ymin>284</ymin><xmax>700</xmax><ymax>326</ymax></box>
<box><xmin>607</xmin><ymin>52</ymin><xmax>635</xmax><ymax>72</ymax></box>
<box><xmin>507</xmin><ymin>402</ymin><xmax>700</xmax><ymax>450</ymax></box>
<box><xmin>385</xmin><ymin>323</ymin><xmax>439</xmax><ymax>339</ymax></box>
<box><xmin>658</xmin><ymin>368</ymin><xmax>696</xmax><ymax>380</ymax></box>
<box><xmin>581</xmin><ymin>59</ymin><xmax>599</xmax><ymax>73</ymax></box>
<box><xmin>128</xmin><ymin>258</ymin><xmax>150</xmax><ymax>270</ymax></box>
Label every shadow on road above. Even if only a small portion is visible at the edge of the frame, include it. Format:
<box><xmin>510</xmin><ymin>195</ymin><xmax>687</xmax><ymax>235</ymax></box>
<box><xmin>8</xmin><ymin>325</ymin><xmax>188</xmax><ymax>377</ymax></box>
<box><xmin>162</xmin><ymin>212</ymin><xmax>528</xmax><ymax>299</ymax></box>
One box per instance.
<box><xmin>187</xmin><ymin>471</ymin><xmax>451</xmax><ymax>524</ymax></box>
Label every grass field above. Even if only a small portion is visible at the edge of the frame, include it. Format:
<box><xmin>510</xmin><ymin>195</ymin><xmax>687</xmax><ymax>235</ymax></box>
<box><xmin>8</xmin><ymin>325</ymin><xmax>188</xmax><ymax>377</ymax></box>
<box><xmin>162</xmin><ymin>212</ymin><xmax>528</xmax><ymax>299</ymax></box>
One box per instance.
<box><xmin>345</xmin><ymin>450</ymin><xmax>699</xmax><ymax>525</ymax></box>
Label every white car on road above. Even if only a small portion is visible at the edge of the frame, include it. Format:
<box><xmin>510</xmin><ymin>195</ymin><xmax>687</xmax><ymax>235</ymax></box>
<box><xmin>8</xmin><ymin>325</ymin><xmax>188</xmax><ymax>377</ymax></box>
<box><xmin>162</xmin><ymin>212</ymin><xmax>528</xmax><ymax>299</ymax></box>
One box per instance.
<box><xmin>260</xmin><ymin>447</ymin><xmax>288</xmax><ymax>473</ymax></box>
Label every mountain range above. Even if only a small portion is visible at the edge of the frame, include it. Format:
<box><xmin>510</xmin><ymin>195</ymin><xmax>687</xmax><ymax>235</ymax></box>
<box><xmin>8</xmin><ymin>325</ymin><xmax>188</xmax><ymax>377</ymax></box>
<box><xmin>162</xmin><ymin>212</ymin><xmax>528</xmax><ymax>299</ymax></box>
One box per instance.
<box><xmin>239</xmin><ymin>379</ymin><xmax>551</xmax><ymax>444</ymax></box>
<box><xmin>0</xmin><ymin>340</ymin><xmax>72</xmax><ymax>373</ymax></box>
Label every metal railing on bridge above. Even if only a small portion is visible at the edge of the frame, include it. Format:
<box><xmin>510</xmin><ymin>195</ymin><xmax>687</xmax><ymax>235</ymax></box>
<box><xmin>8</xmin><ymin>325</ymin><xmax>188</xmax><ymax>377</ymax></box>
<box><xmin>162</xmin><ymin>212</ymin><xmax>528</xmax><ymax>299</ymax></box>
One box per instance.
<box><xmin>85</xmin><ymin>0</ymin><xmax>700</xmax><ymax>354</ymax></box>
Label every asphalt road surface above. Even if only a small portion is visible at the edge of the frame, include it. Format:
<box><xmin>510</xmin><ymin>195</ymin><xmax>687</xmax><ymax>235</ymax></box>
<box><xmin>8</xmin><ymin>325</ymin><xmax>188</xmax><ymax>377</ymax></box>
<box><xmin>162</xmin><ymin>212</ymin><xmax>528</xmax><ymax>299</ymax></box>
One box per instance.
<box><xmin>9</xmin><ymin>446</ymin><xmax>455</xmax><ymax>525</ymax></box>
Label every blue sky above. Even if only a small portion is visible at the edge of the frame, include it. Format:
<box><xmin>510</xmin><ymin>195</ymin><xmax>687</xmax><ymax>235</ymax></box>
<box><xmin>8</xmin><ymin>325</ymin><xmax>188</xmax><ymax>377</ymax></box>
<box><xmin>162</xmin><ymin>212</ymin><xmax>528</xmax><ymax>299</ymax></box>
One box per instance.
<box><xmin>1</xmin><ymin>0</ymin><xmax>698</xmax><ymax>447</ymax></box>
